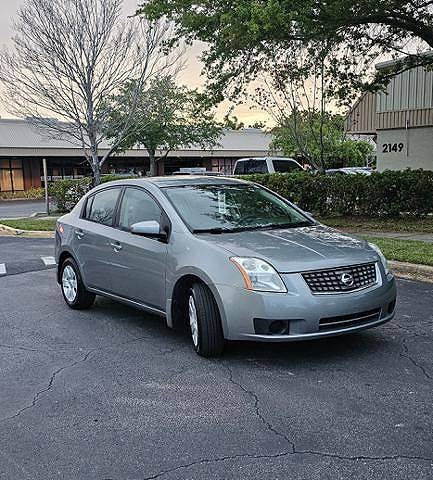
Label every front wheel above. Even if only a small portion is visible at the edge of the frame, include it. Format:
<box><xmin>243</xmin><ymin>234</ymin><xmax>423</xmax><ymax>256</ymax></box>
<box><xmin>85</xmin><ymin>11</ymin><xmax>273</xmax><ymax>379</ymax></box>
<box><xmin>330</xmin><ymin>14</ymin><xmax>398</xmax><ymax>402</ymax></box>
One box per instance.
<box><xmin>188</xmin><ymin>283</ymin><xmax>225</xmax><ymax>357</ymax></box>
<box><xmin>61</xmin><ymin>257</ymin><xmax>95</xmax><ymax>310</ymax></box>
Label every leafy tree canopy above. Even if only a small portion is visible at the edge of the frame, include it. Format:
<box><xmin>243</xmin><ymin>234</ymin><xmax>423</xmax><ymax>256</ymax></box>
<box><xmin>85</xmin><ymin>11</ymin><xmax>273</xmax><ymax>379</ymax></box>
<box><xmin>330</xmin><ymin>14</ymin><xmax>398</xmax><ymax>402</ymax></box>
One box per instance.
<box><xmin>272</xmin><ymin>111</ymin><xmax>374</xmax><ymax>169</ymax></box>
<box><xmin>139</xmin><ymin>0</ymin><xmax>433</xmax><ymax>102</ymax></box>
<box><xmin>105</xmin><ymin>76</ymin><xmax>222</xmax><ymax>175</ymax></box>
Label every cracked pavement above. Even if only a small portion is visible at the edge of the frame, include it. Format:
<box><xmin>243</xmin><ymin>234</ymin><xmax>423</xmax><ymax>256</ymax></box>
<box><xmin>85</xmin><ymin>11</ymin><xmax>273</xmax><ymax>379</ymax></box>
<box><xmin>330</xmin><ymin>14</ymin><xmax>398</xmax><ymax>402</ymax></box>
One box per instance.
<box><xmin>0</xmin><ymin>241</ymin><xmax>432</xmax><ymax>479</ymax></box>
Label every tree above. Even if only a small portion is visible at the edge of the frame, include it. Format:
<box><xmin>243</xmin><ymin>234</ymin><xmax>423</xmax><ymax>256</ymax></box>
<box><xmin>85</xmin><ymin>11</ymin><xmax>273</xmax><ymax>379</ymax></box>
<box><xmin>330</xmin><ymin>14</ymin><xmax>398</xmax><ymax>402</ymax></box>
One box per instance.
<box><xmin>106</xmin><ymin>76</ymin><xmax>222</xmax><ymax>176</ymax></box>
<box><xmin>139</xmin><ymin>0</ymin><xmax>433</xmax><ymax>103</ymax></box>
<box><xmin>222</xmin><ymin>107</ymin><xmax>245</xmax><ymax>130</ymax></box>
<box><xmin>272</xmin><ymin>111</ymin><xmax>373</xmax><ymax>169</ymax></box>
<box><xmin>0</xmin><ymin>0</ymin><xmax>180</xmax><ymax>185</ymax></box>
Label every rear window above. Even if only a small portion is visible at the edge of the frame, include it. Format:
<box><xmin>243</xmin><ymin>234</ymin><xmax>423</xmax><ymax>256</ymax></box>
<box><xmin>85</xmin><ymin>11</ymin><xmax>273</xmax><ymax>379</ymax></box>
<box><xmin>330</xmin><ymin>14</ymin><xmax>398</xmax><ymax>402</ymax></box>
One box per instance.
<box><xmin>84</xmin><ymin>188</ymin><xmax>120</xmax><ymax>226</ymax></box>
<box><xmin>272</xmin><ymin>160</ymin><xmax>302</xmax><ymax>173</ymax></box>
<box><xmin>235</xmin><ymin>159</ymin><xmax>268</xmax><ymax>175</ymax></box>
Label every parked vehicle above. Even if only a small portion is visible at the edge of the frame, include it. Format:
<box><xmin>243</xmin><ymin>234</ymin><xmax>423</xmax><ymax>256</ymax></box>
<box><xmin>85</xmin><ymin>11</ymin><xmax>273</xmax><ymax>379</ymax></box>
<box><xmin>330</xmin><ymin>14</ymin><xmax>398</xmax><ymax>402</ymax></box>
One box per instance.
<box><xmin>233</xmin><ymin>157</ymin><xmax>304</xmax><ymax>175</ymax></box>
<box><xmin>325</xmin><ymin>167</ymin><xmax>372</xmax><ymax>176</ymax></box>
<box><xmin>56</xmin><ymin>176</ymin><xmax>396</xmax><ymax>357</ymax></box>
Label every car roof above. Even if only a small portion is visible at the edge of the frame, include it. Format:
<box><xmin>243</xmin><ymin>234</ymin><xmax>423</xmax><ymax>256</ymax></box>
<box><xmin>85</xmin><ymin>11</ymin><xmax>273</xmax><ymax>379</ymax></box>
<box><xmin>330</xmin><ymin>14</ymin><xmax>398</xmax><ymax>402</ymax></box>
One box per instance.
<box><xmin>101</xmin><ymin>175</ymin><xmax>251</xmax><ymax>189</ymax></box>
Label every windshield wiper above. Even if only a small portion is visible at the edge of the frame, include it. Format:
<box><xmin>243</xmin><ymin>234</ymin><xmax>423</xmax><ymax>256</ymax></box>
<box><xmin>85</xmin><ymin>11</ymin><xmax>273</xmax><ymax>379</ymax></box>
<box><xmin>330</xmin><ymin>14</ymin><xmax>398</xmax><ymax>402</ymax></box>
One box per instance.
<box><xmin>265</xmin><ymin>221</ymin><xmax>313</xmax><ymax>230</ymax></box>
<box><xmin>192</xmin><ymin>221</ymin><xmax>313</xmax><ymax>234</ymax></box>
<box><xmin>192</xmin><ymin>227</ymin><xmax>236</xmax><ymax>234</ymax></box>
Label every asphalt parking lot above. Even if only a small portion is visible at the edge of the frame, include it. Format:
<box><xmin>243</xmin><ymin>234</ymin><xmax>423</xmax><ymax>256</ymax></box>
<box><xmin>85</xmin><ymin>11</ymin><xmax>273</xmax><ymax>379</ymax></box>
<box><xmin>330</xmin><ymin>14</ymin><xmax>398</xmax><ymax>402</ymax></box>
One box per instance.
<box><xmin>0</xmin><ymin>237</ymin><xmax>432</xmax><ymax>479</ymax></box>
<box><xmin>0</xmin><ymin>200</ymin><xmax>46</xmax><ymax>219</ymax></box>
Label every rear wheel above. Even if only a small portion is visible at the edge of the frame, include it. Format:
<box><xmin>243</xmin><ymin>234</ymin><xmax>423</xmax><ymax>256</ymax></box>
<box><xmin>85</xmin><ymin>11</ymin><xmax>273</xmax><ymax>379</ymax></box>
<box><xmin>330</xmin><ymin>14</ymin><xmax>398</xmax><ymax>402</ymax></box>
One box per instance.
<box><xmin>188</xmin><ymin>283</ymin><xmax>224</xmax><ymax>357</ymax></box>
<box><xmin>61</xmin><ymin>258</ymin><xmax>95</xmax><ymax>310</ymax></box>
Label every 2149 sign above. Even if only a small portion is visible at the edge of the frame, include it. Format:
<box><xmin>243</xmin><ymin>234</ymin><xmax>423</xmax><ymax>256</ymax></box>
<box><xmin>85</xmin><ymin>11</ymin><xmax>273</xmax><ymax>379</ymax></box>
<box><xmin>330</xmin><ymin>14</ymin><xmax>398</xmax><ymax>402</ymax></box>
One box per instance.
<box><xmin>382</xmin><ymin>143</ymin><xmax>404</xmax><ymax>153</ymax></box>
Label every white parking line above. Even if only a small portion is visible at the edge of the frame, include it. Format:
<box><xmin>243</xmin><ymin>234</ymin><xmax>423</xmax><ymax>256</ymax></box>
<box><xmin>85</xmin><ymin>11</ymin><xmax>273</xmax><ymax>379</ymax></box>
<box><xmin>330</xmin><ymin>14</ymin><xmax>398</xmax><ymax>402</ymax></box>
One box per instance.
<box><xmin>0</xmin><ymin>263</ymin><xmax>6</xmax><ymax>276</ymax></box>
<box><xmin>41</xmin><ymin>256</ymin><xmax>56</xmax><ymax>266</ymax></box>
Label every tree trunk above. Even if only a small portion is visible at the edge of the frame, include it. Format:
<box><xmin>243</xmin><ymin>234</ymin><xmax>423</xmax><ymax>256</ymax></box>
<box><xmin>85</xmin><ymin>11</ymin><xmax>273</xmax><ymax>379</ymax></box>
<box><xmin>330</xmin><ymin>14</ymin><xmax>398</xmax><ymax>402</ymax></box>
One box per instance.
<box><xmin>91</xmin><ymin>154</ymin><xmax>101</xmax><ymax>186</ymax></box>
<box><xmin>148</xmin><ymin>149</ymin><xmax>157</xmax><ymax>176</ymax></box>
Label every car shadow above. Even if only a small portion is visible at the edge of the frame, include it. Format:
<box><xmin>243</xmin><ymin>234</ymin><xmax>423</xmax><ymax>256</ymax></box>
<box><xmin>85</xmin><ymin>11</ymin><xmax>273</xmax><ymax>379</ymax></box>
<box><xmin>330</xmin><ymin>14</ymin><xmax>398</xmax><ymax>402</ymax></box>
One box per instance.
<box><xmin>92</xmin><ymin>297</ymin><xmax>389</xmax><ymax>368</ymax></box>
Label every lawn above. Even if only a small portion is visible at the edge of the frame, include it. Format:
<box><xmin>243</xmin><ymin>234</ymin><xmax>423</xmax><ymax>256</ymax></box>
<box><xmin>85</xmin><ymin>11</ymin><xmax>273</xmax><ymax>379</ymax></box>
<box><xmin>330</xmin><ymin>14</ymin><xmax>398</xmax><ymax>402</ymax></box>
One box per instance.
<box><xmin>362</xmin><ymin>235</ymin><xmax>433</xmax><ymax>267</ymax></box>
<box><xmin>319</xmin><ymin>216</ymin><xmax>433</xmax><ymax>233</ymax></box>
<box><xmin>0</xmin><ymin>218</ymin><xmax>57</xmax><ymax>231</ymax></box>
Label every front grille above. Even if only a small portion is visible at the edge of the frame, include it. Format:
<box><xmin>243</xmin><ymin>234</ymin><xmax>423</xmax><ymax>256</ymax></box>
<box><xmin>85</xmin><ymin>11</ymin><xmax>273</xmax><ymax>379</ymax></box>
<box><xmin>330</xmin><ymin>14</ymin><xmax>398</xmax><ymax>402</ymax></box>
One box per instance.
<box><xmin>319</xmin><ymin>308</ymin><xmax>381</xmax><ymax>331</ymax></box>
<box><xmin>302</xmin><ymin>263</ymin><xmax>377</xmax><ymax>294</ymax></box>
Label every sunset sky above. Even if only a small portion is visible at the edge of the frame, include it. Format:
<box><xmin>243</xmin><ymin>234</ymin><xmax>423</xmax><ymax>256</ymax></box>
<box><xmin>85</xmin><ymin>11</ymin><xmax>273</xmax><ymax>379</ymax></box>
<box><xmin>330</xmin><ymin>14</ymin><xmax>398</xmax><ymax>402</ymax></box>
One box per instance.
<box><xmin>0</xmin><ymin>0</ymin><xmax>268</xmax><ymax>125</ymax></box>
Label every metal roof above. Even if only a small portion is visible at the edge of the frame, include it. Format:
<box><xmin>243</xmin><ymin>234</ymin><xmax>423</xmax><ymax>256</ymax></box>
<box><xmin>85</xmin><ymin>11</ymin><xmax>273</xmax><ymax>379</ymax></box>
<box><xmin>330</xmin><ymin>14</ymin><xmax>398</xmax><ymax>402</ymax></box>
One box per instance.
<box><xmin>0</xmin><ymin>119</ymin><xmax>273</xmax><ymax>156</ymax></box>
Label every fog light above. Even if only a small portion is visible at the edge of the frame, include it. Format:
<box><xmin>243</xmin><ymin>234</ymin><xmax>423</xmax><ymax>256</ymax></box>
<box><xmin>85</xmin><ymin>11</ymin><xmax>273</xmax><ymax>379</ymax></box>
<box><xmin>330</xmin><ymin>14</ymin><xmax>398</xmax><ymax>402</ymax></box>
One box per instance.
<box><xmin>269</xmin><ymin>320</ymin><xmax>289</xmax><ymax>335</ymax></box>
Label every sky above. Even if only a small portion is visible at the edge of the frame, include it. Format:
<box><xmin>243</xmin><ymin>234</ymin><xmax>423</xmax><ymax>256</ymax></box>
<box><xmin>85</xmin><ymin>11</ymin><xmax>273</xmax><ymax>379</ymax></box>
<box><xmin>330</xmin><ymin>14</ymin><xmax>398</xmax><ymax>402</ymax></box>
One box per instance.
<box><xmin>0</xmin><ymin>0</ymin><xmax>267</xmax><ymax>125</ymax></box>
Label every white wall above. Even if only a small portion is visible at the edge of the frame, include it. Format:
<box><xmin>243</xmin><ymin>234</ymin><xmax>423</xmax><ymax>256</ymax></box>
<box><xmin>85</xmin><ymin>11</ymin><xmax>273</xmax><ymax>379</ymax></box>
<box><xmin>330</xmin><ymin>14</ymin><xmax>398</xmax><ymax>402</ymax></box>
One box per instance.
<box><xmin>376</xmin><ymin>126</ymin><xmax>433</xmax><ymax>171</ymax></box>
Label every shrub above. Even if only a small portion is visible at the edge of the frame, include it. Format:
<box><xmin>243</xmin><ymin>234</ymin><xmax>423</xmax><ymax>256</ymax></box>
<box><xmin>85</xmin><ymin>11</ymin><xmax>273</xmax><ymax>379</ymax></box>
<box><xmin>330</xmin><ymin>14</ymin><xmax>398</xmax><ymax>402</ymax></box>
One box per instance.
<box><xmin>239</xmin><ymin>169</ymin><xmax>433</xmax><ymax>218</ymax></box>
<box><xmin>48</xmin><ymin>175</ymin><xmax>138</xmax><ymax>212</ymax></box>
<box><xmin>48</xmin><ymin>177</ymin><xmax>92</xmax><ymax>212</ymax></box>
<box><xmin>0</xmin><ymin>187</ymin><xmax>44</xmax><ymax>200</ymax></box>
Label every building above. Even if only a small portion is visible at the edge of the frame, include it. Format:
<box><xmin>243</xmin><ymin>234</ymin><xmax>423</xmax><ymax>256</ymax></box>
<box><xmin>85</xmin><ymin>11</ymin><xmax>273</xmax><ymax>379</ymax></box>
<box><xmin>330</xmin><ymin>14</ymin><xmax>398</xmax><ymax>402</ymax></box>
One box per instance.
<box><xmin>345</xmin><ymin>58</ymin><xmax>433</xmax><ymax>171</ymax></box>
<box><xmin>0</xmin><ymin>119</ymin><xmax>274</xmax><ymax>192</ymax></box>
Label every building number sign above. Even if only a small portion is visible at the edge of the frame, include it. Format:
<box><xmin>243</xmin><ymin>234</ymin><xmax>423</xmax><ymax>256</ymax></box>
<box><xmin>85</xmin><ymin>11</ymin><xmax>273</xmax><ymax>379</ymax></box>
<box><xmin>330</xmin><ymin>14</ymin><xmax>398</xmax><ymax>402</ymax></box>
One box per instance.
<box><xmin>382</xmin><ymin>143</ymin><xmax>404</xmax><ymax>153</ymax></box>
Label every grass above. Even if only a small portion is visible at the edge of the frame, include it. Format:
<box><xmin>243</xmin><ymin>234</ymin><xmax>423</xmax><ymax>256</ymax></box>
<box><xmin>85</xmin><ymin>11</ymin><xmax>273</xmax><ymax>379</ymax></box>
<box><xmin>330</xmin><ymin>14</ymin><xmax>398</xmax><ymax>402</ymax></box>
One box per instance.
<box><xmin>362</xmin><ymin>235</ymin><xmax>433</xmax><ymax>267</ymax></box>
<box><xmin>319</xmin><ymin>216</ymin><xmax>433</xmax><ymax>233</ymax></box>
<box><xmin>0</xmin><ymin>218</ymin><xmax>57</xmax><ymax>231</ymax></box>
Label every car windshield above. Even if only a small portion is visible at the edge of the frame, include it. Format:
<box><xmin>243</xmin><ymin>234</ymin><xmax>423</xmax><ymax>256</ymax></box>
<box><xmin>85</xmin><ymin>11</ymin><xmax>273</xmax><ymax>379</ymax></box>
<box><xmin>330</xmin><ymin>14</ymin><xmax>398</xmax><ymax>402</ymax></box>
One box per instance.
<box><xmin>162</xmin><ymin>183</ymin><xmax>313</xmax><ymax>233</ymax></box>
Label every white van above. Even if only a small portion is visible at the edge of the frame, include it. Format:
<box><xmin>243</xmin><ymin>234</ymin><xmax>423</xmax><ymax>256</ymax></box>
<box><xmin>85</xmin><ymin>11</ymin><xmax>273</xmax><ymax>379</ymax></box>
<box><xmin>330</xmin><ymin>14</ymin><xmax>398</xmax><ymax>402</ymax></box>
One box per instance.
<box><xmin>233</xmin><ymin>157</ymin><xmax>304</xmax><ymax>175</ymax></box>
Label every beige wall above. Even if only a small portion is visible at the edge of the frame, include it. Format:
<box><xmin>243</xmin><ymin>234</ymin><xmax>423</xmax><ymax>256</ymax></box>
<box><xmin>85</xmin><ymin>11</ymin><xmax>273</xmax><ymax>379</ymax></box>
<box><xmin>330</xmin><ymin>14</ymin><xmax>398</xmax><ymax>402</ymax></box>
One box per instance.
<box><xmin>345</xmin><ymin>93</ymin><xmax>376</xmax><ymax>134</ymax></box>
<box><xmin>377</xmin><ymin>127</ymin><xmax>433</xmax><ymax>171</ymax></box>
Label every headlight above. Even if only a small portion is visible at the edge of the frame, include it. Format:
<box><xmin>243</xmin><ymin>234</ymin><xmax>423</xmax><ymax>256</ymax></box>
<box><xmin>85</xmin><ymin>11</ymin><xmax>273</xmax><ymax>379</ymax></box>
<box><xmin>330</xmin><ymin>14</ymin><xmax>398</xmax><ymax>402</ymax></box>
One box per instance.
<box><xmin>368</xmin><ymin>242</ymin><xmax>390</xmax><ymax>275</ymax></box>
<box><xmin>230</xmin><ymin>257</ymin><xmax>287</xmax><ymax>292</ymax></box>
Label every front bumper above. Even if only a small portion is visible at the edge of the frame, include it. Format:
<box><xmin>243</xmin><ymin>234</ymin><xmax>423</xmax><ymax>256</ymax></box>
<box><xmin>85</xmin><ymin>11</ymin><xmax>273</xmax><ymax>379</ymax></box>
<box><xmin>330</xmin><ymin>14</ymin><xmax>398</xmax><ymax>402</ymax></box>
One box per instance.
<box><xmin>215</xmin><ymin>266</ymin><xmax>397</xmax><ymax>342</ymax></box>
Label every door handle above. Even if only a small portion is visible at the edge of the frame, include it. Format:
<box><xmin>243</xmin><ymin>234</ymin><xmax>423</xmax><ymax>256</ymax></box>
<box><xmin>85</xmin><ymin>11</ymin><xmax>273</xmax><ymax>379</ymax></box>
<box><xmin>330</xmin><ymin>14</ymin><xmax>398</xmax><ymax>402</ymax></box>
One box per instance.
<box><xmin>74</xmin><ymin>229</ymin><xmax>84</xmax><ymax>239</ymax></box>
<box><xmin>110</xmin><ymin>241</ymin><xmax>122</xmax><ymax>252</ymax></box>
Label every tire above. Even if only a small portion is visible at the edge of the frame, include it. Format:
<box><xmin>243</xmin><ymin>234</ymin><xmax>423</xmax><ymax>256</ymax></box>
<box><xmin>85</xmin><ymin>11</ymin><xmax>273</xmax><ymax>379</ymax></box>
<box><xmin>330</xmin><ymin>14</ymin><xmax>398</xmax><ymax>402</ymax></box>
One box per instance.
<box><xmin>188</xmin><ymin>283</ymin><xmax>225</xmax><ymax>357</ymax></box>
<box><xmin>60</xmin><ymin>257</ymin><xmax>95</xmax><ymax>310</ymax></box>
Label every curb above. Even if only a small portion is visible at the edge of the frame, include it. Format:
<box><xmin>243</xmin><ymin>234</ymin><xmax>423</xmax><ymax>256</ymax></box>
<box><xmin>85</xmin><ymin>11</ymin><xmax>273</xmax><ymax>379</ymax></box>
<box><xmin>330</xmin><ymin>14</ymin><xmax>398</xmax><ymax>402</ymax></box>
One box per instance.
<box><xmin>389</xmin><ymin>260</ymin><xmax>433</xmax><ymax>284</ymax></box>
<box><xmin>0</xmin><ymin>223</ymin><xmax>54</xmax><ymax>238</ymax></box>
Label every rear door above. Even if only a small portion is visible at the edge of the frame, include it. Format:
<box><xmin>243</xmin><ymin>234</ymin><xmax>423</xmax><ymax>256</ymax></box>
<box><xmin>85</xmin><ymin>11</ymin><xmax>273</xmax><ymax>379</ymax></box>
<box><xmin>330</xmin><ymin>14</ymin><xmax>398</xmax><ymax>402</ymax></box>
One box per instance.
<box><xmin>109</xmin><ymin>187</ymin><xmax>168</xmax><ymax>311</ymax></box>
<box><xmin>73</xmin><ymin>187</ymin><xmax>121</xmax><ymax>292</ymax></box>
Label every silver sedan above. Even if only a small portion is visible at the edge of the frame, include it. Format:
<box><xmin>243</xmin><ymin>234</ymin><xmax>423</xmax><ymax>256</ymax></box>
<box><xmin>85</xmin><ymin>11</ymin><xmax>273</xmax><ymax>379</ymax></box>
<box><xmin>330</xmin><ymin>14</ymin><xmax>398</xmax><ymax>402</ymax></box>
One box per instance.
<box><xmin>55</xmin><ymin>176</ymin><xmax>397</xmax><ymax>357</ymax></box>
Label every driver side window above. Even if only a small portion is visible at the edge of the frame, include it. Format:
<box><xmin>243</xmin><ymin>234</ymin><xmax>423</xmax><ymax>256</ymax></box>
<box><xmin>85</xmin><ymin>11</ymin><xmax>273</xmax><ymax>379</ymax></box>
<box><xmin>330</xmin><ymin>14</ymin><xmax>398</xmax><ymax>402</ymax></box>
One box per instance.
<box><xmin>118</xmin><ymin>187</ymin><xmax>162</xmax><ymax>231</ymax></box>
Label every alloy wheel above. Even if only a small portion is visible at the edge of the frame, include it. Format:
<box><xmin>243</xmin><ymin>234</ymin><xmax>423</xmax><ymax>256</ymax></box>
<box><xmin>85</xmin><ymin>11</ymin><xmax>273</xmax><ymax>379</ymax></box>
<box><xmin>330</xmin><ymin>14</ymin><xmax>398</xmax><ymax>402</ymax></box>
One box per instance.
<box><xmin>62</xmin><ymin>265</ymin><xmax>78</xmax><ymax>303</ymax></box>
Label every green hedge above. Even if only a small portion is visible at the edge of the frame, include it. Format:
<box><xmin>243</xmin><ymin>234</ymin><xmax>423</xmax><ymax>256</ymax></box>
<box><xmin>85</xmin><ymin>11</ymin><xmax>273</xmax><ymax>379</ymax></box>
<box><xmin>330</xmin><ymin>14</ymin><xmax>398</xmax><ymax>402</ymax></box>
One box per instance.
<box><xmin>49</xmin><ymin>170</ymin><xmax>433</xmax><ymax>217</ymax></box>
<box><xmin>0</xmin><ymin>187</ymin><xmax>44</xmax><ymax>200</ymax></box>
<box><xmin>48</xmin><ymin>177</ymin><xmax>93</xmax><ymax>212</ymax></box>
<box><xmin>48</xmin><ymin>175</ymin><xmax>137</xmax><ymax>212</ymax></box>
<box><xmin>239</xmin><ymin>170</ymin><xmax>433</xmax><ymax>218</ymax></box>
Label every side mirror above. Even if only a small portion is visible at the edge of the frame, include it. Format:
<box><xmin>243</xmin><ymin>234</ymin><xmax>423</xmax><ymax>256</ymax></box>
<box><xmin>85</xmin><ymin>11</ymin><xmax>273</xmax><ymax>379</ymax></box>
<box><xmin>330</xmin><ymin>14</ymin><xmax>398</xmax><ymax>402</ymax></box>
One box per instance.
<box><xmin>130</xmin><ymin>220</ymin><xmax>167</xmax><ymax>241</ymax></box>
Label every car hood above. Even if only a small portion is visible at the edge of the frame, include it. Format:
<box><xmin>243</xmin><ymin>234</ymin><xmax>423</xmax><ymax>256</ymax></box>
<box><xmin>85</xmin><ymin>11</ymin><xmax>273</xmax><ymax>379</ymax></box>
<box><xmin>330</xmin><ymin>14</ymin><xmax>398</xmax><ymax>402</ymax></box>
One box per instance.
<box><xmin>199</xmin><ymin>225</ymin><xmax>378</xmax><ymax>273</ymax></box>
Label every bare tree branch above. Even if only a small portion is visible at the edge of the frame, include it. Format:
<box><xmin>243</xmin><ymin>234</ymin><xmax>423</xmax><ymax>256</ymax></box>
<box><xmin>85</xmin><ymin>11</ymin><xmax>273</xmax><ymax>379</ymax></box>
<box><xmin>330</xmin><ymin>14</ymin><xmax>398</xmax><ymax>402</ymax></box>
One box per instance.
<box><xmin>0</xmin><ymin>0</ymin><xmax>182</xmax><ymax>184</ymax></box>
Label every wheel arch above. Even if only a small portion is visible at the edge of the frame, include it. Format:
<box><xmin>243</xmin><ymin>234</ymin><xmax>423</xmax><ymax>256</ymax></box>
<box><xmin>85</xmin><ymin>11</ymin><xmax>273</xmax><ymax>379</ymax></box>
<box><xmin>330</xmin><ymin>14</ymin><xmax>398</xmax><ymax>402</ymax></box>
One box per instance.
<box><xmin>167</xmin><ymin>271</ymin><xmax>228</xmax><ymax>337</ymax></box>
<box><xmin>57</xmin><ymin>249</ymin><xmax>79</xmax><ymax>284</ymax></box>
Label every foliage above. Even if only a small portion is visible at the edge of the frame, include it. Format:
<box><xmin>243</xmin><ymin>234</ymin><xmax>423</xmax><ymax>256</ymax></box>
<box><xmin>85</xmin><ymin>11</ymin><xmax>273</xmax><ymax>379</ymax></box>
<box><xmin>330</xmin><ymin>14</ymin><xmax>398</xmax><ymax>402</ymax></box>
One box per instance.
<box><xmin>238</xmin><ymin>170</ymin><xmax>433</xmax><ymax>218</ymax></box>
<box><xmin>0</xmin><ymin>188</ymin><xmax>44</xmax><ymax>200</ymax></box>
<box><xmin>48</xmin><ymin>178</ymin><xmax>92</xmax><ymax>212</ymax></box>
<box><xmin>272</xmin><ymin>111</ymin><xmax>373</xmax><ymax>169</ymax></box>
<box><xmin>139</xmin><ymin>0</ymin><xmax>433</xmax><ymax>103</ymax></box>
<box><xmin>222</xmin><ymin>107</ymin><xmax>245</xmax><ymax>130</ymax></box>
<box><xmin>105</xmin><ymin>76</ymin><xmax>222</xmax><ymax>176</ymax></box>
<box><xmin>48</xmin><ymin>175</ymin><xmax>142</xmax><ymax>212</ymax></box>
<box><xmin>0</xmin><ymin>218</ymin><xmax>57</xmax><ymax>231</ymax></box>
<box><xmin>0</xmin><ymin>0</ymin><xmax>179</xmax><ymax>185</ymax></box>
<box><xmin>361</xmin><ymin>236</ymin><xmax>433</xmax><ymax>267</ymax></box>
